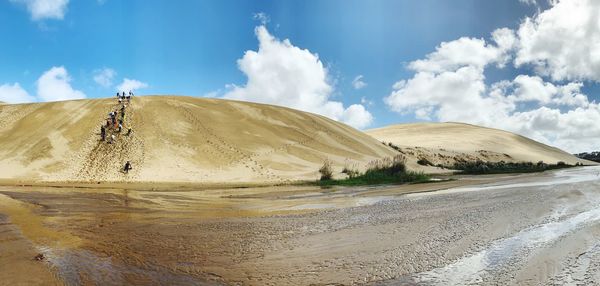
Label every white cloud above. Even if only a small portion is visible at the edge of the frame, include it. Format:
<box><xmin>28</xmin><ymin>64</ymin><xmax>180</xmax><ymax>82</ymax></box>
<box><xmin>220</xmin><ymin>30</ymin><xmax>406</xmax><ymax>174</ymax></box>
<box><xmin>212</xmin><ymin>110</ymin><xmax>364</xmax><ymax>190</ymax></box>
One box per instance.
<box><xmin>515</xmin><ymin>0</ymin><xmax>600</xmax><ymax>81</ymax></box>
<box><xmin>340</xmin><ymin>104</ymin><xmax>373</xmax><ymax>129</ymax></box>
<box><xmin>37</xmin><ymin>66</ymin><xmax>86</xmax><ymax>102</ymax></box>
<box><xmin>116</xmin><ymin>78</ymin><xmax>148</xmax><ymax>93</ymax></box>
<box><xmin>11</xmin><ymin>0</ymin><xmax>69</xmax><ymax>21</ymax></box>
<box><xmin>385</xmin><ymin>14</ymin><xmax>600</xmax><ymax>153</ymax></box>
<box><xmin>93</xmin><ymin>68</ymin><xmax>116</xmax><ymax>88</ymax></box>
<box><xmin>407</xmin><ymin>28</ymin><xmax>516</xmax><ymax>73</ymax></box>
<box><xmin>0</xmin><ymin>83</ymin><xmax>36</xmax><ymax>104</ymax></box>
<box><xmin>352</xmin><ymin>75</ymin><xmax>367</xmax><ymax>89</ymax></box>
<box><xmin>253</xmin><ymin>12</ymin><xmax>270</xmax><ymax>25</ymax></box>
<box><xmin>224</xmin><ymin>25</ymin><xmax>373</xmax><ymax>129</ymax></box>
<box><xmin>519</xmin><ymin>0</ymin><xmax>537</xmax><ymax>5</ymax></box>
<box><xmin>360</xmin><ymin>96</ymin><xmax>373</xmax><ymax>106</ymax></box>
<box><xmin>510</xmin><ymin>75</ymin><xmax>588</xmax><ymax>106</ymax></box>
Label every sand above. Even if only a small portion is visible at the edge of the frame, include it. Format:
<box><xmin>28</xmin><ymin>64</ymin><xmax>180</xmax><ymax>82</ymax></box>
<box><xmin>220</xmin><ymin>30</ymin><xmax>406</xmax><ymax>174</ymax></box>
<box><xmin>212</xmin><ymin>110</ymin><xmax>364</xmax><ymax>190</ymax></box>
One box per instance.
<box><xmin>0</xmin><ymin>96</ymin><xmax>395</xmax><ymax>184</ymax></box>
<box><xmin>1</xmin><ymin>167</ymin><xmax>599</xmax><ymax>285</ymax></box>
<box><xmin>366</xmin><ymin>122</ymin><xmax>592</xmax><ymax>171</ymax></box>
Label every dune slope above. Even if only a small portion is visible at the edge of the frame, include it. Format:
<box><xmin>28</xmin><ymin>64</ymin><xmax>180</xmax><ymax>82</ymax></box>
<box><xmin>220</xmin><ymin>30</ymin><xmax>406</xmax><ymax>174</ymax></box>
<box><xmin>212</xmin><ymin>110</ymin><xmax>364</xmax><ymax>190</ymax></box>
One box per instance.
<box><xmin>0</xmin><ymin>96</ymin><xmax>395</xmax><ymax>183</ymax></box>
<box><xmin>366</xmin><ymin>122</ymin><xmax>589</xmax><ymax>168</ymax></box>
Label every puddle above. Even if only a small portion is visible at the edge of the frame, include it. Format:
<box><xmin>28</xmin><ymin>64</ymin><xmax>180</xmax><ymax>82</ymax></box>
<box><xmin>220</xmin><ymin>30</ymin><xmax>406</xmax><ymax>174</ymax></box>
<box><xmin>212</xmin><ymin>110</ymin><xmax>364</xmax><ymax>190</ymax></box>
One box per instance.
<box><xmin>0</xmin><ymin>193</ymin><xmax>81</xmax><ymax>248</ymax></box>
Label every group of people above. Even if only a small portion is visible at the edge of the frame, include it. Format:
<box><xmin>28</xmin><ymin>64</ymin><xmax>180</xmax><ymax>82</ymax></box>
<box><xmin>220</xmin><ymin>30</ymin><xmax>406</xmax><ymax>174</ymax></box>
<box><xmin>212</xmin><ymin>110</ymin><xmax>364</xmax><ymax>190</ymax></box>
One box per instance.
<box><xmin>99</xmin><ymin>91</ymin><xmax>134</xmax><ymax>174</ymax></box>
<box><xmin>118</xmin><ymin>91</ymin><xmax>134</xmax><ymax>103</ymax></box>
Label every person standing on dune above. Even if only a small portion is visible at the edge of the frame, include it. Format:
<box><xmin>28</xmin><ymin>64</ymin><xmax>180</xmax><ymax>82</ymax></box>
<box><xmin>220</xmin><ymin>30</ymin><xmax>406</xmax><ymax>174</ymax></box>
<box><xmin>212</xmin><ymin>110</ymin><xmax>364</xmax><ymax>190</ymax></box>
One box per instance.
<box><xmin>123</xmin><ymin>161</ymin><xmax>132</xmax><ymax>174</ymax></box>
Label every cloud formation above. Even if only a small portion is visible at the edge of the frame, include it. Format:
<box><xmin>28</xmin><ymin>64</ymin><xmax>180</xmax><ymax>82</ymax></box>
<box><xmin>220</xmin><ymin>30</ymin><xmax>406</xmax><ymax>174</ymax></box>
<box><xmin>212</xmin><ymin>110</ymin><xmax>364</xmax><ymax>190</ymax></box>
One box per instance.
<box><xmin>253</xmin><ymin>12</ymin><xmax>270</xmax><ymax>25</ymax></box>
<box><xmin>93</xmin><ymin>68</ymin><xmax>116</xmax><ymax>88</ymax></box>
<box><xmin>352</xmin><ymin>75</ymin><xmax>367</xmax><ymax>90</ymax></box>
<box><xmin>519</xmin><ymin>0</ymin><xmax>537</xmax><ymax>5</ymax></box>
<box><xmin>0</xmin><ymin>83</ymin><xmax>36</xmax><ymax>104</ymax></box>
<box><xmin>385</xmin><ymin>0</ymin><xmax>600</xmax><ymax>152</ymax></box>
<box><xmin>37</xmin><ymin>66</ymin><xmax>86</xmax><ymax>102</ymax></box>
<box><xmin>224</xmin><ymin>25</ymin><xmax>373</xmax><ymax>129</ymax></box>
<box><xmin>515</xmin><ymin>0</ymin><xmax>600</xmax><ymax>81</ymax></box>
<box><xmin>11</xmin><ymin>0</ymin><xmax>69</xmax><ymax>20</ymax></box>
<box><xmin>116</xmin><ymin>78</ymin><xmax>148</xmax><ymax>93</ymax></box>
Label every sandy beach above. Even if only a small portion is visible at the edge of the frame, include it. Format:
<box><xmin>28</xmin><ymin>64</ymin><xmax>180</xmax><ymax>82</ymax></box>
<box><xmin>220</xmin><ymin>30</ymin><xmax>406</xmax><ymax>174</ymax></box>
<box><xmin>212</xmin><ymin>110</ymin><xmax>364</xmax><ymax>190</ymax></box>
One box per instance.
<box><xmin>1</xmin><ymin>166</ymin><xmax>599</xmax><ymax>285</ymax></box>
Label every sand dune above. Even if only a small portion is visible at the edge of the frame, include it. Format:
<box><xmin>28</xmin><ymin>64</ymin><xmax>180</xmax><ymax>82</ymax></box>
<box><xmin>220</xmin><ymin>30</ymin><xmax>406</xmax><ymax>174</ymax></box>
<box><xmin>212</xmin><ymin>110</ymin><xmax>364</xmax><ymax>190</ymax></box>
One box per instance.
<box><xmin>0</xmin><ymin>96</ymin><xmax>395</xmax><ymax>183</ymax></box>
<box><xmin>366</xmin><ymin>122</ymin><xmax>590</xmax><ymax>169</ymax></box>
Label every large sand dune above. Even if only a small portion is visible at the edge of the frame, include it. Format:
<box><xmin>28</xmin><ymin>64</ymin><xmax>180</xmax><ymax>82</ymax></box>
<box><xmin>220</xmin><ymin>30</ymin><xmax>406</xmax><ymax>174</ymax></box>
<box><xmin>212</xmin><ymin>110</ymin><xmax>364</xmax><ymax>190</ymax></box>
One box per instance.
<box><xmin>366</xmin><ymin>122</ymin><xmax>589</xmax><ymax>168</ymax></box>
<box><xmin>0</xmin><ymin>96</ymin><xmax>395</xmax><ymax>183</ymax></box>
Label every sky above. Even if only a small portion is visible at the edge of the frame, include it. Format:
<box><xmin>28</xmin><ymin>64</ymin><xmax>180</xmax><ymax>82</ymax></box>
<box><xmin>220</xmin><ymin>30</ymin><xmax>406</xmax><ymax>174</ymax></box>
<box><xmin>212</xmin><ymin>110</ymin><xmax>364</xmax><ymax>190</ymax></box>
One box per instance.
<box><xmin>1</xmin><ymin>0</ymin><xmax>599</xmax><ymax>153</ymax></box>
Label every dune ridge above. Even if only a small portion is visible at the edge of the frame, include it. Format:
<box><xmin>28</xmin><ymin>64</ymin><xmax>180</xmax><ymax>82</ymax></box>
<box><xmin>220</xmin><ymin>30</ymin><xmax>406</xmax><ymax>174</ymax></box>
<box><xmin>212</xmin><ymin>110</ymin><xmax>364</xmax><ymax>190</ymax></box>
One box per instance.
<box><xmin>0</xmin><ymin>96</ymin><xmax>395</xmax><ymax>183</ymax></box>
<box><xmin>366</xmin><ymin>122</ymin><xmax>590</xmax><ymax>169</ymax></box>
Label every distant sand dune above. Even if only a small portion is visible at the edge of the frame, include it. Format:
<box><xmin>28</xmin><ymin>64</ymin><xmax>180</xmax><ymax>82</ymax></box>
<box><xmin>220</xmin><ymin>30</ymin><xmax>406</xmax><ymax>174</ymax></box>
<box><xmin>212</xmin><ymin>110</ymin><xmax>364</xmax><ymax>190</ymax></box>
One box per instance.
<box><xmin>366</xmin><ymin>122</ymin><xmax>591</xmax><ymax>171</ymax></box>
<box><xmin>0</xmin><ymin>96</ymin><xmax>395</xmax><ymax>183</ymax></box>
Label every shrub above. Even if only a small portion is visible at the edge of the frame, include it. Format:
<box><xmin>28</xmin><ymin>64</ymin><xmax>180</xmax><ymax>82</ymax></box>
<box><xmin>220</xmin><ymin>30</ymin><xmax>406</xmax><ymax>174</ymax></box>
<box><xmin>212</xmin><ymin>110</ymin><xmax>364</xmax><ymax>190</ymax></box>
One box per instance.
<box><xmin>417</xmin><ymin>158</ymin><xmax>432</xmax><ymax>166</ymax></box>
<box><xmin>384</xmin><ymin>141</ymin><xmax>403</xmax><ymax>153</ymax></box>
<box><xmin>342</xmin><ymin>159</ymin><xmax>360</xmax><ymax>179</ymax></box>
<box><xmin>319</xmin><ymin>159</ymin><xmax>333</xmax><ymax>181</ymax></box>
<box><xmin>452</xmin><ymin>160</ymin><xmax>573</xmax><ymax>174</ymax></box>
<box><xmin>557</xmin><ymin>161</ymin><xmax>566</xmax><ymax>167</ymax></box>
<box><xmin>366</xmin><ymin>155</ymin><xmax>406</xmax><ymax>174</ymax></box>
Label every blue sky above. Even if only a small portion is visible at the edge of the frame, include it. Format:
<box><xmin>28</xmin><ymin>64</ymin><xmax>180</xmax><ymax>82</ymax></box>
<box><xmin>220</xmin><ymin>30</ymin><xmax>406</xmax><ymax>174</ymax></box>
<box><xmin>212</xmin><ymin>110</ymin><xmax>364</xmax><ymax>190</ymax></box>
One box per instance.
<box><xmin>1</xmin><ymin>0</ymin><xmax>600</xmax><ymax>152</ymax></box>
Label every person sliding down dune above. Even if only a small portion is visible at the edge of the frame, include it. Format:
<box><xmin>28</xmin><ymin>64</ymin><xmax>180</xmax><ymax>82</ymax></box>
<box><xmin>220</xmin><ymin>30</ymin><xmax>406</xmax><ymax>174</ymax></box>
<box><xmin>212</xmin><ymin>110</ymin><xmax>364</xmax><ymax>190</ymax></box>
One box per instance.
<box><xmin>123</xmin><ymin>161</ymin><xmax>132</xmax><ymax>174</ymax></box>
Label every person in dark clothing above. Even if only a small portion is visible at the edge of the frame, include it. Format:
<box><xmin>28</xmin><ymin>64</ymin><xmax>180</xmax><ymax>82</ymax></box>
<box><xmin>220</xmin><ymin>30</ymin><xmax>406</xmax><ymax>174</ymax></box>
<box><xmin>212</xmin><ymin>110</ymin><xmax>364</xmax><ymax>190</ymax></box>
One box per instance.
<box><xmin>100</xmin><ymin>125</ymin><xmax>106</xmax><ymax>141</ymax></box>
<box><xmin>123</xmin><ymin>161</ymin><xmax>132</xmax><ymax>174</ymax></box>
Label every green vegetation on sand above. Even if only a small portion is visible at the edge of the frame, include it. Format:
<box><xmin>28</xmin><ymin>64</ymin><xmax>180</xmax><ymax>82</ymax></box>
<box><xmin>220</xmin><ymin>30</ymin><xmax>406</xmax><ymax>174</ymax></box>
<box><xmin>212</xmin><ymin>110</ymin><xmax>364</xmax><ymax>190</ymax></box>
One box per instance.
<box><xmin>318</xmin><ymin>155</ymin><xmax>431</xmax><ymax>186</ymax></box>
<box><xmin>451</xmin><ymin>160</ymin><xmax>576</xmax><ymax>175</ymax></box>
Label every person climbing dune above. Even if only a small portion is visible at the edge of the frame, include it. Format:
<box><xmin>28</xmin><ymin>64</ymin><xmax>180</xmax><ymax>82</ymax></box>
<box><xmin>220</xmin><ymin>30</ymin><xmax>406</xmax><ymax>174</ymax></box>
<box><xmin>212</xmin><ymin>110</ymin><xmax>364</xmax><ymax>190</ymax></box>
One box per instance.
<box><xmin>123</xmin><ymin>161</ymin><xmax>132</xmax><ymax>174</ymax></box>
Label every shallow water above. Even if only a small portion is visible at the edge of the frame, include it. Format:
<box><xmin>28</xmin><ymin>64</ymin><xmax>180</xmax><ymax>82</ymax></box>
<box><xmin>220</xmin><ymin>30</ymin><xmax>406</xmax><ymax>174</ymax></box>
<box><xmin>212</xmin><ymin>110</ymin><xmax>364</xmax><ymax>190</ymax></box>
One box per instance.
<box><xmin>407</xmin><ymin>166</ymin><xmax>600</xmax><ymax>285</ymax></box>
<box><xmin>414</xmin><ymin>201</ymin><xmax>600</xmax><ymax>285</ymax></box>
<box><xmin>1</xmin><ymin>167</ymin><xmax>600</xmax><ymax>285</ymax></box>
<box><xmin>408</xmin><ymin>166</ymin><xmax>600</xmax><ymax>197</ymax></box>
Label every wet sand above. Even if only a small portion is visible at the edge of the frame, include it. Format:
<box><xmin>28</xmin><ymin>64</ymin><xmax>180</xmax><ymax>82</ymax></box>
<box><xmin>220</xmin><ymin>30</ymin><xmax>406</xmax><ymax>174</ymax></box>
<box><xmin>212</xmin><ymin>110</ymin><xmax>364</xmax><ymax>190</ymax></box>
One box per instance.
<box><xmin>1</xmin><ymin>167</ymin><xmax>600</xmax><ymax>285</ymax></box>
